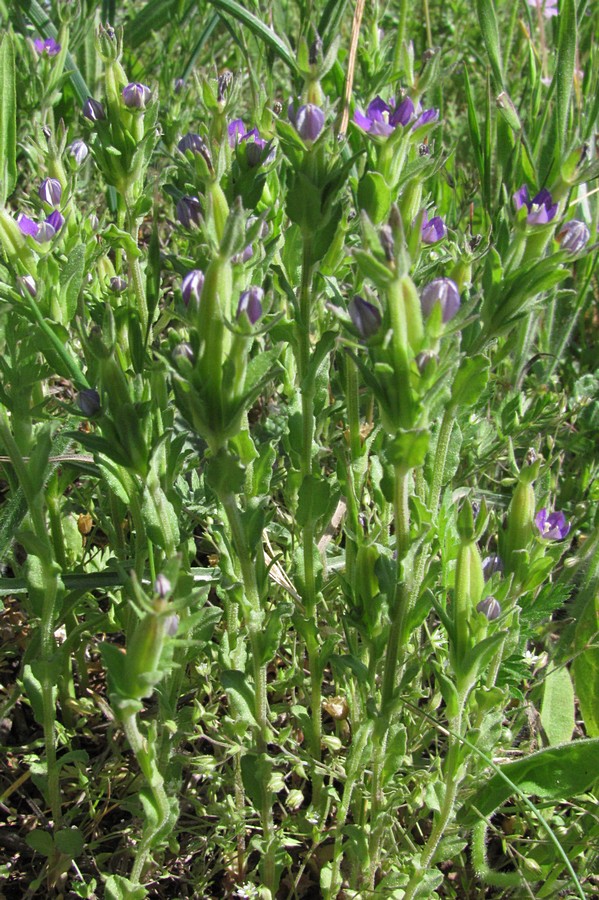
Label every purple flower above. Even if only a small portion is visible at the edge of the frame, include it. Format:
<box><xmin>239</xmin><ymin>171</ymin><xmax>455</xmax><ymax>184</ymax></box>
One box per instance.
<box><xmin>68</xmin><ymin>139</ymin><xmax>89</xmax><ymax>165</ymax></box>
<box><xmin>228</xmin><ymin>119</ymin><xmax>247</xmax><ymax>147</ymax></box>
<box><xmin>122</xmin><ymin>82</ymin><xmax>152</xmax><ymax>109</ymax></box>
<box><xmin>477</xmin><ymin>596</ymin><xmax>502</xmax><ymax>621</ymax></box>
<box><xmin>227</xmin><ymin>119</ymin><xmax>272</xmax><ymax>166</ymax></box>
<box><xmin>412</xmin><ymin>107</ymin><xmax>439</xmax><ymax>130</ymax></box>
<box><xmin>535</xmin><ymin>508</ymin><xmax>570</xmax><ymax>540</ymax></box>
<box><xmin>154</xmin><ymin>574</ymin><xmax>171</xmax><ymax>598</ymax></box>
<box><xmin>527</xmin><ymin>0</ymin><xmax>558</xmax><ymax>18</ymax></box>
<box><xmin>348</xmin><ymin>295</ymin><xmax>381</xmax><ymax>339</ymax></box>
<box><xmin>83</xmin><ymin>97</ymin><xmax>106</xmax><ymax>122</ymax></box>
<box><xmin>17</xmin><ymin>213</ymin><xmax>40</xmax><ymax>238</ymax></box>
<box><xmin>232</xmin><ymin>245</ymin><xmax>254</xmax><ymax>265</ymax></box>
<box><xmin>46</xmin><ymin>210</ymin><xmax>64</xmax><ymax>233</ymax></box>
<box><xmin>354</xmin><ymin>95</ymin><xmax>415</xmax><ymax>135</ymax></box>
<box><xmin>420</xmin><ymin>210</ymin><xmax>447</xmax><ymax>244</ymax></box>
<box><xmin>174</xmin><ymin>78</ymin><xmax>185</xmax><ymax>95</ymax></box>
<box><xmin>557</xmin><ymin>219</ymin><xmax>590</xmax><ymax>254</ymax></box>
<box><xmin>17</xmin><ymin>275</ymin><xmax>37</xmax><ymax>298</ymax></box>
<box><xmin>181</xmin><ymin>269</ymin><xmax>204</xmax><ymax>307</ymax></box>
<box><xmin>176</xmin><ymin>195</ymin><xmax>202</xmax><ymax>229</ymax></box>
<box><xmin>237</xmin><ymin>286</ymin><xmax>263</xmax><ymax>324</ymax></box>
<box><xmin>39</xmin><ymin>178</ymin><xmax>62</xmax><ymax>207</ymax></box>
<box><xmin>513</xmin><ymin>185</ymin><xmax>558</xmax><ymax>225</ymax></box>
<box><xmin>420</xmin><ymin>278</ymin><xmax>460</xmax><ymax>322</ymax></box>
<box><xmin>34</xmin><ymin>37</ymin><xmax>61</xmax><ymax>57</ymax></box>
<box><xmin>289</xmin><ymin>103</ymin><xmax>325</xmax><ymax>143</ymax></box>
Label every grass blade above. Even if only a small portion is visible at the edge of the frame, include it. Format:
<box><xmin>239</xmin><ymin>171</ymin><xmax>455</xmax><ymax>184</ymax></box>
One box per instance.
<box><xmin>207</xmin><ymin>0</ymin><xmax>298</xmax><ymax>74</ymax></box>
<box><xmin>476</xmin><ymin>0</ymin><xmax>504</xmax><ymax>90</ymax></box>
<box><xmin>0</xmin><ymin>33</ymin><xmax>17</xmax><ymax>206</ymax></box>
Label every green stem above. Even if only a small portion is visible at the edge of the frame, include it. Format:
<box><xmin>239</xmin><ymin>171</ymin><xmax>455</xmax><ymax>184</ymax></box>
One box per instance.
<box><xmin>121</xmin><ymin>709</ymin><xmax>173</xmax><ymax>884</ymax></box>
<box><xmin>380</xmin><ymin>465</ymin><xmax>410</xmax><ymax>710</ymax></box>
<box><xmin>429</xmin><ymin>406</ymin><xmax>456</xmax><ymax>516</ymax></box>
<box><xmin>393</xmin><ymin>0</ymin><xmax>409</xmax><ymax>75</ymax></box>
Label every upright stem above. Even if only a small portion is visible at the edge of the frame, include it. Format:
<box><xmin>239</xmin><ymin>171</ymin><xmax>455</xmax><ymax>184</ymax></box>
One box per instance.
<box><xmin>380</xmin><ymin>465</ymin><xmax>410</xmax><ymax>709</ymax></box>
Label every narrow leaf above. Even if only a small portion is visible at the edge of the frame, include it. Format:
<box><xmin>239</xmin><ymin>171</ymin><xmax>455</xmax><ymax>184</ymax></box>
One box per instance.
<box><xmin>541</xmin><ymin>666</ymin><xmax>575</xmax><ymax>745</ymax></box>
<box><xmin>0</xmin><ymin>34</ymin><xmax>17</xmax><ymax>205</ymax></box>
<box><xmin>207</xmin><ymin>0</ymin><xmax>297</xmax><ymax>73</ymax></box>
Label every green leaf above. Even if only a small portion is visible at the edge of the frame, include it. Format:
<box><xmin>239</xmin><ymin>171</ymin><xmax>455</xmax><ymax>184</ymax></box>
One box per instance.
<box><xmin>60</xmin><ymin>244</ymin><xmax>86</xmax><ymax>323</ymax></box>
<box><xmin>476</xmin><ymin>0</ymin><xmax>504</xmax><ymax>89</ymax></box>
<box><xmin>572</xmin><ymin>586</ymin><xmax>599</xmax><ymax>737</ymax></box>
<box><xmin>54</xmin><ymin>828</ymin><xmax>84</xmax><ymax>858</ymax></box>
<box><xmin>207</xmin><ymin>0</ymin><xmax>297</xmax><ymax>73</ymax></box>
<box><xmin>451</xmin><ymin>356</ymin><xmax>490</xmax><ymax>407</ymax></box>
<box><xmin>554</xmin><ymin>0</ymin><xmax>576</xmax><ymax>158</ymax></box>
<box><xmin>296</xmin><ymin>475</ymin><xmax>331</xmax><ymax>528</ymax></box>
<box><xmin>0</xmin><ymin>34</ymin><xmax>17</xmax><ymax>205</ymax></box>
<box><xmin>460</xmin><ymin>739</ymin><xmax>599</xmax><ymax>825</ymax></box>
<box><xmin>25</xmin><ymin>829</ymin><xmax>54</xmax><ymax>857</ymax></box>
<box><xmin>387</xmin><ymin>429</ymin><xmax>430</xmax><ymax>469</ymax></box>
<box><xmin>104</xmin><ymin>875</ymin><xmax>147</xmax><ymax>900</ymax></box>
<box><xmin>357</xmin><ymin>172</ymin><xmax>392</xmax><ymax>224</ymax></box>
<box><xmin>541</xmin><ymin>666</ymin><xmax>575</xmax><ymax>745</ymax></box>
<box><xmin>221</xmin><ymin>669</ymin><xmax>257</xmax><ymax>728</ymax></box>
<box><xmin>22</xmin><ymin>661</ymin><xmax>58</xmax><ymax>727</ymax></box>
<box><xmin>240</xmin><ymin>752</ymin><xmax>272</xmax><ymax>812</ymax></box>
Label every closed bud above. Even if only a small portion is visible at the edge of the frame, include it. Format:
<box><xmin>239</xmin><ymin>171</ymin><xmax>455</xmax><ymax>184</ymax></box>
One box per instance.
<box><xmin>109</xmin><ymin>276</ymin><xmax>128</xmax><ymax>293</ymax></box>
<box><xmin>83</xmin><ymin>97</ymin><xmax>107</xmax><ymax>122</ymax></box>
<box><xmin>77</xmin><ymin>388</ymin><xmax>101</xmax><ymax>417</ymax></box>
<box><xmin>477</xmin><ymin>595</ymin><xmax>502</xmax><ymax>621</ymax></box>
<box><xmin>68</xmin><ymin>138</ymin><xmax>89</xmax><ymax>165</ymax></box>
<box><xmin>348</xmin><ymin>295</ymin><xmax>381</xmax><ymax>340</ymax></box>
<box><xmin>482</xmin><ymin>555</ymin><xmax>503</xmax><ymax>580</ymax></box>
<box><xmin>420</xmin><ymin>277</ymin><xmax>460</xmax><ymax>323</ymax></box>
<box><xmin>39</xmin><ymin>178</ymin><xmax>62</xmax><ymax>207</ymax></box>
<box><xmin>556</xmin><ymin>219</ymin><xmax>590</xmax><ymax>254</ymax></box>
<box><xmin>379</xmin><ymin>225</ymin><xmax>395</xmax><ymax>262</ymax></box>
<box><xmin>290</xmin><ymin>103</ymin><xmax>325</xmax><ymax>142</ymax></box>
<box><xmin>154</xmin><ymin>574</ymin><xmax>171</xmax><ymax>598</ymax></box>
<box><xmin>181</xmin><ymin>269</ymin><xmax>205</xmax><ymax>307</ymax></box>
<box><xmin>177</xmin><ymin>133</ymin><xmax>213</xmax><ymax>173</ymax></box>
<box><xmin>217</xmin><ymin>70</ymin><xmax>233</xmax><ymax>103</ymax></box>
<box><xmin>237</xmin><ymin>286</ymin><xmax>263</xmax><ymax>324</ymax></box>
<box><xmin>17</xmin><ymin>275</ymin><xmax>37</xmax><ymax>298</ymax></box>
<box><xmin>173</xmin><ymin>342</ymin><xmax>195</xmax><ymax>364</ymax></box>
<box><xmin>122</xmin><ymin>82</ymin><xmax>152</xmax><ymax>109</ymax></box>
<box><xmin>176</xmin><ymin>195</ymin><xmax>202</xmax><ymax>228</ymax></box>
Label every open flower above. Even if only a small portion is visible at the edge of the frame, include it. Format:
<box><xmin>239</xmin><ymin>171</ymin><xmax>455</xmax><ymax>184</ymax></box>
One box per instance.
<box><xmin>34</xmin><ymin>37</ymin><xmax>61</xmax><ymax>57</ymax></box>
<box><xmin>535</xmin><ymin>508</ymin><xmax>570</xmax><ymax>540</ymax></box>
<box><xmin>227</xmin><ymin>120</ymin><xmax>273</xmax><ymax>167</ymax></box>
<box><xmin>527</xmin><ymin>0</ymin><xmax>558</xmax><ymax>18</ymax></box>
<box><xmin>354</xmin><ymin>96</ymin><xmax>415</xmax><ymax>136</ymax></box>
<box><xmin>17</xmin><ymin>210</ymin><xmax>64</xmax><ymax>243</ymax></box>
<box><xmin>513</xmin><ymin>185</ymin><xmax>558</xmax><ymax>225</ymax></box>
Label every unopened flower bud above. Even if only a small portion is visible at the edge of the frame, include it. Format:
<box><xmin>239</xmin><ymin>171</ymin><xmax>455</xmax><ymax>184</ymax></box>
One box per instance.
<box><xmin>420</xmin><ymin>277</ymin><xmax>460</xmax><ymax>323</ymax></box>
<box><xmin>109</xmin><ymin>276</ymin><xmax>128</xmax><ymax>293</ymax></box>
<box><xmin>174</xmin><ymin>78</ymin><xmax>185</xmax><ymax>94</ymax></box>
<box><xmin>173</xmin><ymin>342</ymin><xmax>194</xmax><ymax>364</ymax></box>
<box><xmin>39</xmin><ymin>178</ymin><xmax>62</xmax><ymax>207</ymax></box>
<box><xmin>379</xmin><ymin>225</ymin><xmax>395</xmax><ymax>261</ymax></box>
<box><xmin>290</xmin><ymin>103</ymin><xmax>325</xmax><ymax>142</ymax></box>
<box><xmin>477</xmin><ymin>595</ymin><xmax>501</xmax><ymax>621</ymax></box>
<box><xmin>177</xmin><ymin>133</ymin><xmax>213</xmax><ymax>171</ymax></box>
<box><xmin>556</xmin><ymin>219</ymin><xmax>590</xmax><ymax>254</ymax></box>
<box><xmin>83</xmin><ymin>97</ymin><xmax>107</xmax><ymax>122</ymax></box>
<box><xmin>77</xmin><ymin>388</ymin><xmax>101</xmax><ymax>417</ymax></box>
<box><xmin>69</xmin><ymin>138</ymin><xmax>89</xmax><ymax>165</ymax></box>
<box><xmin>154</xmin><ymin>574</ymin><xmax>171</xmax><ymax>598</ymax></box>
<box><xmin>176</xmin><ymin>195</ymin><xmax>202</xmax><ymax>228</ymax></box>
<box><xmin>122</xmin><ymin>82</ymin><xmax>151</xmax><ymax>109</ymax></box>
<box><xmin>348</xmin><ymin>295</ymin><xmax>381</xmax><ymax>339</ymax></box>
<box><xmin>181</xmin><ymin>269</ymin><xmax>205</xmax><ymax>307</ymax></box>
<box><xmin>164</xmin><ymin>614</ymin><xmax>179</xmax><ymax>637</ymax></box>
<box><xmin>309</xmin><ymin>36</ymin><xmax>323</xmax><ymax>66</ymax></box>
<box><xmin>217</xmin><ymin>70</ymin><xmax>233</xmax><ymax>103</ymax></box>
<box><xmin>17</xmin><ymin>275</ymin><xmax>37</xmax><ymax>298</ymax></box>
<box><xmin>237</xmin><ymin>286</ymin><xmax>263</xmax><ymax>324</ymax></box>
<box><xmin>482</xmin><ymin>555</ymin><xmax>503</xmax><ymax>580</ymax></box>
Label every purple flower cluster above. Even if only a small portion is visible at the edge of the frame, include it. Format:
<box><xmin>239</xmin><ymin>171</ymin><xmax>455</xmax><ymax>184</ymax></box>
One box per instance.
<box><xmin>513</xmin><ymin>185</ymin><xmax>558</xmax><ymax>225</ymax></box>
<box><xmin>34</xmin><ymin>37</ymin><xmax>61</xmax><ymax>57</ymax></box>
<box><xmin>354</xmin><ymin>95</ymin><xmax>438</xmax><ymax>137</ymax></box>
<box><xmin>535</xmin><ymin>508</ymin><xmax>570</xmax><ymax>540</ymax></box>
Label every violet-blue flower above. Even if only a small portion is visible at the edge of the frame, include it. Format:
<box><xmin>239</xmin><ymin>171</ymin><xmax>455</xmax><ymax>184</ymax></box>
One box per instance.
<box><xmin>412</xmin><ymin>107</ymin><xmax>439</xmax><ymax>131</ymax></box>
<box><xmin>482</xmin><ymin>555</ymin><xmax>504</xmax><ymax>580</ymax></box>
<box><xmin>289</xmin><ymin>103</ymin><xmax>325</xmax><ymax>143</ymax></box>
<box><xmin>77</xmin><ymin>389</ymin><xmax>101</xmax><ymax>417</ymax></box>
<box><xmin>109</xmin><ymin>276</ymin><xmax>128</xmax><ymax>294</ymax></box>
<box><xmin>420</xmin><ymin>277</ymin><xmax>460</xmax><ymax>322</ymax></box>
<box><xmin>237</xmin><ymin>287</ymin><xmax>264</xmax><ymax>325</ymax></box>
<box><xmin>122</xmin><ymin>82</ymin><xmax>152</xmax><ymax>110</ymax></box>
<box><xmin>46</xmin><ymin>210</ymin><xmax>64</xmax><ymax>233</ymax></box>
<box><xmin>354</xmin><ymin>95</ymin><xmax>415</xmax><ymax>136</ymax></box>
<box><xmin>557</xmin><ymin>219</ymin><xmax>590</xmax><ymax>254</ymax></box>
<box><xmin>17</xmin><ymin>213</ymin><xmax>40</xmax><ymax>238</ymax></box>
<box><xmin>39</xmin><ymin>178</ymin><xmax>62</xmax><ymax>207</ymax></box>
<box><xmin>348</xmin><ymin>295</ymin><xmax>382</xmax><ymax>340</ymax></box>
<box><xmin>83</xmin><ymin>97</ymin><xmax>106</xmax><ymax>122</ymax></box>
<box><xmin>513</xmin><ymin>185</ymin><xmax>558</xmax><ymax>225</ymax></box>
<box><xmin>535</xmin><ymin>508</ymin><xmax>570</xmax><ymax>540</ymax></box>
<box><xmin>182</xmin><ymin>270</ymin><xmax>205</xmax><ymax>307</ymax></box>
<box><xmin>34</xmin><ymin>37</ymin><xmax>61</xmax><ymax>57</ymax></box>
<box><xmin>420</xmin><ymin>210</ymin><xmax>446</xmax><ymax>244</ymax></box>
